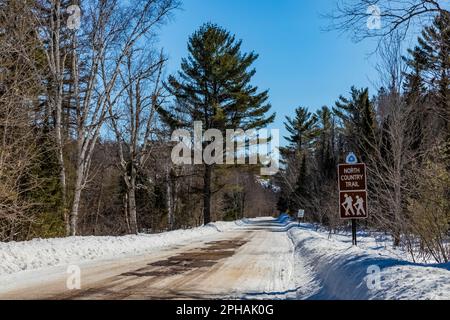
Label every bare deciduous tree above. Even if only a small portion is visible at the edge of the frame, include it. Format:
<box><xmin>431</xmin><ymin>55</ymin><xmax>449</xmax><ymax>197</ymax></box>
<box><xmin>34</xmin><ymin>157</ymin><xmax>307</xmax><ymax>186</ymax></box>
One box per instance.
<box><xmin>327</xmin><ymin>0</ymin><xmax>448</xmax><ymax>43</ymax></box>
<box><xmin>0</xmin><ymin>1</ymin><xmax>45</xmax><ymax>240</ymax></box>
<box><xmin>108</xmin><ymin>49</ymin><xmax>166</xmax><ymax>234</ymax></box>
<box><xmin>67</xmin><ymin>0</ymin><xmax>179</xmax><ymax>235</ymax></box>
<box><xmin>34</xmin><ymin>0</ymin><xmax>72</xmax><ymax>234</ymax></box>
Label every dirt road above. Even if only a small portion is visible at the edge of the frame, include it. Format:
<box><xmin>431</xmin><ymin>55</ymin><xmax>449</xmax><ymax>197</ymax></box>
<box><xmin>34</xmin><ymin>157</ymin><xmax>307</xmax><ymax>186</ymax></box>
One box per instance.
<box><xmin>0</xmin><ymin>219</ymin><xmax>306</xmax><ymax>300</ymax></box>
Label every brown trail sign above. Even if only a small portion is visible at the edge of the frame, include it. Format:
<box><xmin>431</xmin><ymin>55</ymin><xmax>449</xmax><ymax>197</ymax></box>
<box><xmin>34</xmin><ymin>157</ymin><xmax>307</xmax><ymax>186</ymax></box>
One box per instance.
<box><xmin>338</xmin><ymin>159</ymin><xmax>369</xmax><ymax>246</ymax></box>
<box><xmin>338</xmin><ymin>164</ymin><xmax>366</xmax><ymax>192</ymax></box>
<box><xmin>339</xmin><ymin>191</ymin><xmax>368</xmax><ymax>219</ymax></box>
<box><xmin>338</xmin><ymin>163</ymin><xmax>368</xmax><ymax>220</ymax></box>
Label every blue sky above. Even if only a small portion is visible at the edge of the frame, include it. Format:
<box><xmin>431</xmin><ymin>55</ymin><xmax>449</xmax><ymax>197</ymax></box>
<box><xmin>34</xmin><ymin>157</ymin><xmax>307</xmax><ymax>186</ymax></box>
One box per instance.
<box><xmin>158</xmin><ymin>0</ymin><xmax>381</xmax><ymax>144</ymax></box>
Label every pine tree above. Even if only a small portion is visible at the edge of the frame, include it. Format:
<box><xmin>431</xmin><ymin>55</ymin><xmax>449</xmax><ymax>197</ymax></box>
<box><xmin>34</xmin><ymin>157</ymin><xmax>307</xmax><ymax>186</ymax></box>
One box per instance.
<box><xmin>315</xmin><ymin>106</ymin><xmax>337</xmax><ymax>180</ymax></box>
<box><xmin>159</xmin><ymin>23</ymin><xmax>275</xmax><ymax>225</ymax></box>
<box><xmin>333</xmin><ymin>87</ymin><xmax>377</xmax><ymax>162</ymax></box>
<box><xmin>276</xmin><ymin>195</ymin><xmax>289</xmax><ymax>213</ymax></box>
<box><xmin>281</xmin><ymin>107</ymin><xmax>317</xmax><ymax>208</ymax></box>
<box><xmin>403</xmin><ymin>46</ymin><xmax>428</xmax><ymax>153</ymax></box>
<box><xmin>283</xmin><ymin>107</ymin><xmax>318</xmax><ymax>151</ymax></box>
<box><xmin>403</xmin><ymin>46</ymin><xmax>427</xmax><ymax>106</ymax></box>
<box><xmin>416</xmin><ymin>12</ymin><xmax>450</xmax><ymax>122</ymax></box>
<box><xmin>414</xmin><ymin>12</ymin><xmax>450</xmax><ymax>164</ymax></box>
<box><xmin>294</xmin><ymin>153</ymin><xmax>308</xmax><ymax>201</ymax></box>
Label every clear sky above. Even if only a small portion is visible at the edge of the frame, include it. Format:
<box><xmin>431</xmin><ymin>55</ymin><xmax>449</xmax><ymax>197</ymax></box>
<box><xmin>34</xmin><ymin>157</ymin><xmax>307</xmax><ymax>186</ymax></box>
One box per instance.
<box><xmin>158</xmin><ymin>0</ymin><xmax>381</xmax><ymax>144</ymax></box>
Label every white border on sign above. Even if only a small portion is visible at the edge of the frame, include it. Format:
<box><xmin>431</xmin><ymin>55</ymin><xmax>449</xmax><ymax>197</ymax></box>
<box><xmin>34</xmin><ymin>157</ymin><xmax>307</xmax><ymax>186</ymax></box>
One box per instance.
<box><xmin>339</xmin><ymin>191</ymin><xmax>369</xmax><ymax>220</ymax></box>
<box><xmin>337</xmin><ymin>163</ymin><xmax>368</xmax><ymax>192</ymax></box>
<box><xmin>338</xmin><ymin>163</ymin><xmax>369</xmax><ymax>220</ymax></box>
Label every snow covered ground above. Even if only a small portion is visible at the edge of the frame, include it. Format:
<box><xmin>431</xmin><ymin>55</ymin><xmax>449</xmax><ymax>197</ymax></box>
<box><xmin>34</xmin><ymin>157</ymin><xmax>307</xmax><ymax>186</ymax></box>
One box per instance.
<box><xmin>0</xmin><ymin>221</ymin><xmax>239</xmax><ymax>276</ymax></box>
<box><xmin>0</xmin><ymin>218</ymin><xmax>297</xmax><ymax>299</ymax></box>
<box><xmin>0</xmin><ymin>216</ymin><xmax>449</xmax><ymax>300</ymax></box>
<box><xmin>286</xmin><ymin>220</ymin><xmax>450</xmax><ymax>300</ymax></box>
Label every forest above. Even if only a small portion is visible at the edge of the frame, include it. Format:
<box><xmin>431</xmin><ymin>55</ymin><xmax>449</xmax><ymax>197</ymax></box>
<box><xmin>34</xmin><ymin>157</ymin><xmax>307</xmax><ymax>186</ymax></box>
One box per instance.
<box><xmin>0</xmin><ymin>0</ymin><xmax>278</xmax><ymax>241</ymax></box>
<box><xmin>0</xmin><ymin>0</ymin><xmax>449</xmax><ymax>264</ymax></box>
<box><xmin>277</xmin><ymin>10</ymin><xmax>450</xmax><ymax>263</ymax></box>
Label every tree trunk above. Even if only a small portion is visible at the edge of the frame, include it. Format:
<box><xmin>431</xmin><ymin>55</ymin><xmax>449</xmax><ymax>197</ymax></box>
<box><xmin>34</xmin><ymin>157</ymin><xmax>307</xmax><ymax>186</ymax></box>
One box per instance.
<box><xmin>123</xmin><ymin>193</ymin><xmax>130</xmax><ymax>233</ymax></box>
<box><xmin>94</xmin><ymin>182</ymin><xmax>103</xmax><ymax>235</ymax></box>
<box><xmin>70</xmin><ymin>159</ymin><xmax>84</xmax><ymax>236</ymax></box>
<box><xmin>9</xmin><ymin>223</ymin><xmax>15</xmax><ymax>242</ymax></box>
<box><xmin>66</xmin><ymin>30</ymin><xmax>80</xmax><ymax>236</ymax></box>
<box><xmin>203</xmin><ymin>164</ymin><xmax>212</xmax><ymax>225</ymax></box>
<box><xmin>241</xmin><ymin>192</ymin><xmax>245</xmax><ymax>219</ymax></box>
<box><xmin>55</xmin><ymin>109</ymin><xmax>68</xmax><ymax>235</ymax></box>
<box><xmin>51</xmin><ymin>0</ymin><xmax>69</xmax><ymax>236</ymax></box>
<box><xmin>70</xmin><ymin>189</ymin><xmax>82</xmax><ymax>236</ymax></box>
<box><xmin>128</xmin><ymin>166</ymin><xmax>138</xmax><ymax>234</ymax></box>
<box><xmin>128</xmin><ymin>189</ymin><xmax>138</xmax><ymax>234</ymax></box>
<box><xmin>55</xmin><ymin>101</ymin><xmax>68</xmax><ymax>225</ymax></box>
<box><xmin>393</xmin><ymin>230</ymin><xmax>401</xmax><ymax>247</ymax></box>
<box><xmin>128</xmin><ymin>190</ymin><xmax>138</xmax><ymax>234</ymax></box>
<box><xmin>166</xmin><ymin>167</ymin><xmax>174</xmax><ymax>230</ymax></box>
<box><xmin>70</xmin><ymin>179</ymin><xmax>83</xmax><ymax>236</ymax></box>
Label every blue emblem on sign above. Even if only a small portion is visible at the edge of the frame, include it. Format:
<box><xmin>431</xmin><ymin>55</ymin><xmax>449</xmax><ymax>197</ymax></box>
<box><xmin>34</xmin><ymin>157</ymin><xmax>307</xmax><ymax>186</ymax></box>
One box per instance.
<box><xmin>346</xmin><ymin>152</ymin><xmax>358</xmax><ymax>164</ymax></box>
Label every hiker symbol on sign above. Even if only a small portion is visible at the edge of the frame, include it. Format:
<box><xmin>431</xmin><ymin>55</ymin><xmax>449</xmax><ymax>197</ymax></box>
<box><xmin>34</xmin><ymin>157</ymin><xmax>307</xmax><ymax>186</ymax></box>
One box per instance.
<box><xmin>339</xmin><ymin>191</ymin><xmax>368</xmax><ymax>219</ymax></box>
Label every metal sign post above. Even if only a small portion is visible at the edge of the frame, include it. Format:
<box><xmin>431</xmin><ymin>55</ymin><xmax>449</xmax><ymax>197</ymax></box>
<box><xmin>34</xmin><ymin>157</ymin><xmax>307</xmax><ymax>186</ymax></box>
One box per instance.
<box><xmin>297</xmin><ymin>209</ymin><xmax>305</xmax><ymax>227</ymax></box>
<box><xmin>352</xmin><ymin>220</ymin><xmax>357</xmax><ymax>246</ymax></box>
<box><xmin>338</xmin><ymin>154</ymin><xmax>368</xmax><ymax>246</ymax></box>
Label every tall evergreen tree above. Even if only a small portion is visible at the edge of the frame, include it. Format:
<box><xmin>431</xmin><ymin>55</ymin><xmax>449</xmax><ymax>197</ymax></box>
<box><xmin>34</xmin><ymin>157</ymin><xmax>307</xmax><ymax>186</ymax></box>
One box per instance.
<box><xmin>160</xmin><ymin>23</ymin><xmax>275</xmax><ymax>225</ymax></box>
<box><xmin>403</xmin><ymin>46</ymin><xmax>428</xmax><ymax>106</ymax></box>
<box><xmin>283</xmin><ymin>107</ymin><xmax>318</xmax><ymax>151</ymax></box>
<box><xmin>281</xmin><ymin>107</ymin><xmax>317</xmax><ymax>208</ymax></box>
<box><xmin>315</xmin><ymin>106</ymin><xmax>337</xmax><ymax>180</ymax></box>
<box><xmin>293</xmin><ymin>153</ymin><xmax>308</xmax><ymax>206</ymax></box>
<box><xmin>333</xmin><ymin>87</ymin><xmax>377</xmax><ymax>162</ymax></box>
<box><xmin>414</xmin><ymin>12</ymin><xmax>450</xmax><ymax>164</ymax></box>
<box><xmin>403</xmin><ymin>47</ymin><xmax>428</xmax><ymax>153</ymax></box>
<box><xmin>416</xmin><ymin>12</ymin><xmax>450</xmax><ymax>123</ymax></box>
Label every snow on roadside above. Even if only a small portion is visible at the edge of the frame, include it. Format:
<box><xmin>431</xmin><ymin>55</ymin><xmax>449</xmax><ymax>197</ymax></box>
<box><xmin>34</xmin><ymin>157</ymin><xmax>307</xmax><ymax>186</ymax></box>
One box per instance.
<box><xmin>0</xmin><ymin>221</ymin><xmax>239</xmax><ymax>276</ymax></box>
<box><xmin>288</xmin><ymin>225</ymin><xmax>450</xmax><ymax>300</ymax></box>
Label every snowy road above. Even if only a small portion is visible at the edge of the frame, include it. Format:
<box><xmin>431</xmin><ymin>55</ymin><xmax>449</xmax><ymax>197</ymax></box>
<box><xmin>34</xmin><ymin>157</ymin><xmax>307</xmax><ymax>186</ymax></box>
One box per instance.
<box><xmin>2</xmin><ymin>217</ymin><xmax>449</xmax><ymax>300</ymax></box>
<box><xmin>0</xmin><ymin>219</ymin><xmax>311</xmax><ymax>300</ymax></box>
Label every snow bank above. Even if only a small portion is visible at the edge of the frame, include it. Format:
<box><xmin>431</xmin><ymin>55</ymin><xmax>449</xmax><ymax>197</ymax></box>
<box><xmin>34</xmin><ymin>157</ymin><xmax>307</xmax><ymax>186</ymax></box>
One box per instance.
<box><xmin>288</xmin><ymin>225</ymin><xmax>450</xmax><ymax>300</ymax></box>
<box><xmin>0</xmin><ymin>221</ymin><xmax>238</xmax><ymax>276</ymax></box>
<box><xmin>276</xmin><ymin>214</ymin><xmax>291</xmax><ymax>224</ymax></box>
